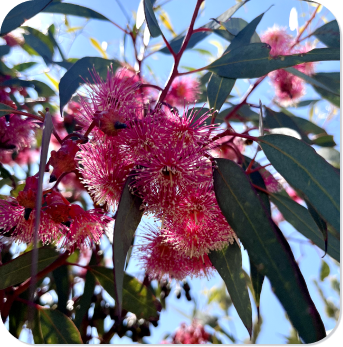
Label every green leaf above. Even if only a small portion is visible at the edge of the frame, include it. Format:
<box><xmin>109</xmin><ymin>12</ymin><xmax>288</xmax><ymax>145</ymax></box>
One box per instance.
<box><xmin>209</xmin><ymin>242</ymin><xmax>252</xmax><ymax>336</ymax></box>
<box><xmin>42</xmin><ymin>2</ymin><xmax>111</xmax><ymax>21</ymax></box>
<box><xmin>0</xmin><ymin>248</ymin><xmax>59</xmax><ymax>290</ymax></box>
<box><xmin>35</xmin><ymin>308</ymin><xmax>83</xmax><ymax>344</ymax></box>
<box><xmin>207</xmin><ymin>45</ymin><xmax>339</xmax><ymax>79</ymax></box>
<box><xmin>213</xmin><ymin>158</ymin><xmax>326</xmax><ymax>343</ymax></box>
<box><xmin>259</xmin><ymin>134</ymin><xmax>340</xmax><ymax>233</ymax></box>
<box><xmin>52</xmin><ymin>265</ymin><xmax>70</xmax><ymax>315</ymax></box>
<box><xmin>59</xmin><ymin>57</ymin><xmax>120</xmax><ymax>114</ymax></box>
<box><xmin>0</xmin><ymin>102</ymin><xmax>15</xmax><ymax>118</ymax></box>
<box><xmin>74</xmin><ymin>271</ymin><xmax>95</xmax><ymax>329</ymax></box>
<box><xmin>249</xmin><ymin>259</ymin><xmax>264</xmax><ymax>318</ymax></box>
<box><xmin>207</xmin><ymin>74</ymin><xmax>235</xmax><ymax>111</ymax></box>
<box><xmin>310</xmin><ymin>73</ymin><xmax>340</xmax><ymax>107</ymax></box>
<box><xmin>223</xmin><ymin>11</ymin><xmax>264</xmax><ymax>54</ymax></box>
<box><xmin>13</xmin><ymin>62</ymin><xmax>38</xmax><ymax>72</ymax></box>
<box><xmin>296</xmin><ymin>99</ymin><xmax>320</xmax><ymax>107</ymax></box>
<box><xmin>112</xmin><ymin>175</ymin><xmax>143</xmax><ymax>315</ymax></box>
<box><xmin>269</xmin><ymin>193</ymin><xmax>339</xmax><ymax>262</ymax></box>
<box><xmin>311</xmin><ymin>135</ymin><xmax>336</xmax><ymax>148</ymax></box>
<box><xmin>313</xmin><ymin>20</ymin><xmax>340</xmax><ymax>48</ymax></box>
<box><xmin>144</xmin><ymin>0</ymin><xmax>162</xmax><ymax>38</ymax></box>
<box><xmin>89</xmin><ymin>266</ymin><xmax>161</xmax><ymax>320</ymax></box>
<box><xmin>159</xmin><ymin>1</ymin><xmax>249</xmax><ymax>54</ymax></box>
<box><xmin>317</xmin><ymin>148</ymin><xmax>340</xmax><ymax>169</ymax></box>
<box><xmin>0</xmin><ymin>45</ymin><xmax>10</xmax><ymax>56</ymax></box>
<box><xmin>284</xmin><ymin>67</ymin><xmax>340</xmax><ymax>96</ymax></box>
<box><xmin>320</xmin><ymin>261</ymin><xmax>330</xmax><ymax>281</ymax></box>
<box><xmin>0</xmin><ymin>0</ymin><xmax>53</xmax><ymax>36</ymax></box>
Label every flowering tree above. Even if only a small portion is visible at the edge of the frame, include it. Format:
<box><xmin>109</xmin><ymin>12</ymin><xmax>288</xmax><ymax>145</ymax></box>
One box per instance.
<box><xmin>0</xmin><ymin>0</ymin><xmax>340</xmax><ymax>344</ymax></box>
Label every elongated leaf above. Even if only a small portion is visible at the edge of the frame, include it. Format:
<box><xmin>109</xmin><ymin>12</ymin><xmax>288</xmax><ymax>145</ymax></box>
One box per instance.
<box><xmin>270</xmin><ymin>193</ymin><xmax>339</xmax><ymax>262</ymax></box>
<box><xmin>296</xmin><ymin>99</ymin><xmax>320</xmax><ymax>107</ymax></box>
<box><xmin>74</xmin><ymin>271</ymin><xmax>95</xmax><ymax>329</ymax></box>
<box><xmin>313</xmin><ymin>20</ymin><xmax>340</xmax><ymax>48</ymax></box>
<box><xmin>259</xmin><ymin>134</ymin><xmax>340</xmax><ymax>233</ymax></box>
<box><xmin>89</xmin><ymin>266</ymin><xmax>161</xmax><ymax>320</ymax></box>
<box><xmin>213</xmin><ymin>158</ymin><xmax>326</xmax><ymax>343</ymax></box>
<box><xmin>42</xmin><ymin>2</ymin><xmax>111</xmax><ymax>21</ymax></box>
<box><xmin>52</xmin><ymin>265</ymin><xmax>70</xmax><ymax>315</ymax></box>
<box><xmin>0</xmin><ymin>78</ymin><xmax>55</xmax><ymax>97</ymax></box>
<box><xmin>208</xmin><ymin>44</ymin><xmax>339</xmax><ymax>79</ymax></box>
<box><xmin>59</xmin><ymin>57</ymin><xmax>120</xmax><ymax>114</ymax></box>
<box><xmin>224</xmin><ymin>11</ymin><xmax>264</xmax><ymax>54</ymax></box>
<box><xmin>159</xmin><ymin>1</ymin><xmax>249</xmax><ymax>54</ymax></box>
<box><xmin>144</xmin><ymin>0</ymin><xmax>162</xmax><ymax>38</ymax></box>
<box><xmin>249</xmin><ymin>259</ymin><xmax>264</xmax><ymax>318</ymax></box>
<box><xmin>0</xmin><ymin>45</ymin><xmax>10</xmax><ymax>56</ymax></box>
<box><xmin>0</xmin><ymin>0</ymin><xmax>53</xmax><ymax>36</ymax></box>
<box><xmin>0</xmin><ymin>248</ymin><xmax>59</xmax><ymax>289</ymax></box>
<box><xmin>284</xmin><ymin>67</ymin><xmax>339</xmax><ymax>96</ymax></box>
<box><xmin>112</xmin><ymin>175</ymin><xmax>143</xmax><ymax>316</ymax></box>
<box><xmin>207</xmin><ymin>74</ymin><xmax>235</xmax><ymax>111</ymax></box>
<box><xmin>311</xmin><ymin>73</ymin><xmax>340</xmax><ymax>107</ymax></box>
<box><xmin>13</xmin><ymin>62</ymin><xmax>38</xmax><ymax>72</ymax></box>
<box><xmin>36</xmin><ymin>308</ymin><xmax>83</xmax><ymax>343</ymax></box>
<box><xmin>209</xmin><ymin>242</ymin><xmax>252</xmax><ymax>336</ymax></box>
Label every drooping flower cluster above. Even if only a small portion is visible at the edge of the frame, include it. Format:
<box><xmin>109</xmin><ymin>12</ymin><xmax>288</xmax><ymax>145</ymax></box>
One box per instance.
<box><xmin>161</xmin><ymin>320</ymin><xmax>211</xmax><ymax>344</ymax></box>
<box><xmin>261</xmin><ymin>25</ymin><xmax>316</xmax><ymax>106</ymax></box>
<box><xmin>74</xmin><ymin>67</ymin><xmax>236</xmax><ymax>280</ymax></box>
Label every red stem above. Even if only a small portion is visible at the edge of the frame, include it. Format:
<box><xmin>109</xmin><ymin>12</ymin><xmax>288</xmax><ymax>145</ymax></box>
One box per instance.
<box><xmin>141</xmin><ymin>83</ymin><xmax>163</xmax><ymax>91</ymax></box>
<box><xmin>157</xmin><ymin>0</ymin><xmax>205</xmax><ymax>103</ymax></box>
<box><xmin>0</xmin><ymin>109</ymin><xmax>44</xmax><ymax>122</ymax></box>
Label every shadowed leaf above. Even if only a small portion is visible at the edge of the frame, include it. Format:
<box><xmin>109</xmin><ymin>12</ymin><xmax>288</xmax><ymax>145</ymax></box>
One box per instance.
<box><xmin>313</xmin><ymin>20</ymin><xmax>340</xmax><ymax>48</ymax></box>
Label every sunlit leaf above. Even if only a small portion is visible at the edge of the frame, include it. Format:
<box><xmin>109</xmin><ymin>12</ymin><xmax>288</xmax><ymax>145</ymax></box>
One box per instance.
<box><xmin>0</xmin><ymin>248</ymin><xmax>59</xmax><ymax>290</ymax></box>
<box><xmin>90</xmin><ymin>37</ymin><xmax>108</xmax><ymax>58</ymax></box>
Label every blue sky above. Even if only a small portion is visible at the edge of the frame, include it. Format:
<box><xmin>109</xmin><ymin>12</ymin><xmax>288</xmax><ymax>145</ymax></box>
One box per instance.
<box><xmin>1</xmin><ymin>0</ymin><xmax>341</xmax><ymax>344</ymax></box>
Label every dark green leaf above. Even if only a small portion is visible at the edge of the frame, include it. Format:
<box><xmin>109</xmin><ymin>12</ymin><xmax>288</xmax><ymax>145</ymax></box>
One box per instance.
<box><xmin>74</xmin><ymin>271</ymin><xmax>95</xmax><ymax>329</ymax></box>
<box><xmin>249</xmin><ymin>259</ymin><xmax>264</xmax><ymax>318</ymax></box>
<box><xmin>213</xmin><ymin>158</ymin><xmax>326</xmax><ymax>343</ymax></box>
<box><xmin>0</xmin><ymin>0</ymin><xmax>53</xmax><ymax>36</ymax></box>
<box><xmin>112</xmin><ymin>175</ymin><xmax>143</xmax><ymax>315</ymax></box>
<box><xmin>259</xmin><ymin>134</ymin><xmax>340</xmax><ymax>233</ymax></box>
<box><xmin>0</xmin><ymin>45</ymin><xmax>10</xmax><ymax>56</ymax></box>
<box><xmin>313</xmin><ymin>20</ymin><xmax>340</xmax><ymax>48</ymax></box>
<box><xmin>0</xmin><ymin>102</ymin><xmax>15</xmax><ymax>118</ymax></box>
<box><xmin>320</xmin><ymin>261</ymin><xmax>330</xmax><ymax>281</ymax></box>
<box><xmin>144</xmin><ymin>0</ymin><xmax>162</xmax><ymax>38</ymax></box>
<box><xmin>317</xmin><ymin>148</ymin><xmax>340</xmax><ymax>169</ymax></box>
<box><xmin>0</xmin><ymin>78</ymin><xmax>55</xmax><ymax>97</ymax></box>
<box><xmin>9</xmin><ymin>295</ymin><xmax>28</xmax><ymax>338</ymax></box>
<box><xmin>296</xmin><ymin>99</ymin><xmax>320</xmax><ymax>107</ymax></box>
<box><xmin>35</xmin><ymin>308</ymin><xmax>83</xmax><ymax>343</ymax></box>
<box><xmin>42</xmin><ymin>2</ymin><xmax>111</xmax><ymax>21</ymax></box>
<box><xmin>207</xmin><ymin>74</ymin><xmax>235</xmax><ymax>111</ymax></box>
<box><xmin>311</xmin><ymin>73</ymin><xmax>340</xmax><ymax>107</ymax></box>
<box><xmin>13</xmin><ymin>62</ymin><xmax>38</xmax><ymax>72</ymax></box>
<box><xmin>208</xmin><ymin>45</ymin><xmax>339</xmax><ymax>79</ymax></box>
<box><xmin>89</xmin><ymin>266</ymin><xmax>161</xmax><ymax>320</ymax></box>
<box><xmin>223</xmin><ymin>11</ymin><xmax>264</xmax><ymax>54</ymax></box>
<box><xmin>304</xmin><ymin>198</ymin><xmax>328</xmax><ymax>256</ymax></box>
<box><xmin>52</xmin><ymin>265</ymin><xmax>70</xmax><ymax>315</ymax></box>
<box><xmin>269</xmin><ymin>193</ymin><xmax>339</xmax><ymax>262</ymax></box>
<box><xmin>285</xmin><ymin>67</ymin><xmax>339</xmax><ymax>96</ymax></box>
<box><xmin>159</xmin><ymin>1</ymin><xmax>249</xmax><ymax>54</ymax></box>
<box><xmin>217</xmin><ymin>104</ymin><xmax>260</xmax><ymax>124</ymax></box>
<box><xmin>59</xmin><ymin>57</ymin><xmax>120</xmax><ymax>114</ymax></box>
<box><xmin>209</xmin><ymin>242</ymin><xmax>252</xmax><ymax>336</ymax></box>
<box><xmin>0</xmin><ymin>248</ymin><xmax>59</xmax><ymax>290</ymax></box>
<box><xmin>311</xmin><ymin>134</ymin><xmax>336</xmax><ymax>147</ymax></box>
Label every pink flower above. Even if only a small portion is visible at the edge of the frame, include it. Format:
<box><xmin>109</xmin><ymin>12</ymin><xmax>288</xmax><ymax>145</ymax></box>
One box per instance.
<box><xmin>77</xmin><ymin>136</ymin><xmax>133</xmax><ymax>208</ymax></box>
<box><xmin>260</xmin><ymin>167</ymin><xmax>282</xmax><ymax>193</ymax></box>
<box><xmin>260</xmin><ymin>25</ymin><xmax>293</xmax><ymax>56</ymax></box>
<box><xmin>165</xmin><ymin>77</ymin><xmax>200</xmax><ymax>107</ymax></box>
<box><xmin>136</xmin><ymin>225</ymin><xmax>214</xmax><ymax>281</ymax></box>
<box><xmin>172</xmin><ymin>320</ymin><xmax>211</xmax><ymax>344</ymax></box>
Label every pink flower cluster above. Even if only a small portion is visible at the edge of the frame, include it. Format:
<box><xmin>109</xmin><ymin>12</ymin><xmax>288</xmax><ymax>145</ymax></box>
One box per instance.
<box><xmin>161</xmin><ymin>320</ymin><xmax>211</xmax><ymax>344</ymax></box>
<box><xmin>261</xmin><ymin>25</ymin><xmax>316</xmax><ymax>106</ymax></box>
<box><xmin>75</xmin><ymin>67</ymin><xmax>236</xmax><ymax>280</ymax></box>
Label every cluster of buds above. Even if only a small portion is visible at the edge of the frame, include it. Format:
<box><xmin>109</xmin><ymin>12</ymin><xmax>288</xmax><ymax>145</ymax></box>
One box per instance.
<box><xmin>161</xmin><ymin>320</ymin><xmax>211</xmax><ymax>344</ymax></box>
<box><xmin>261</xmin><ymin>25</ymin><xmax>316</xmax><ymax>106</ymax></box>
